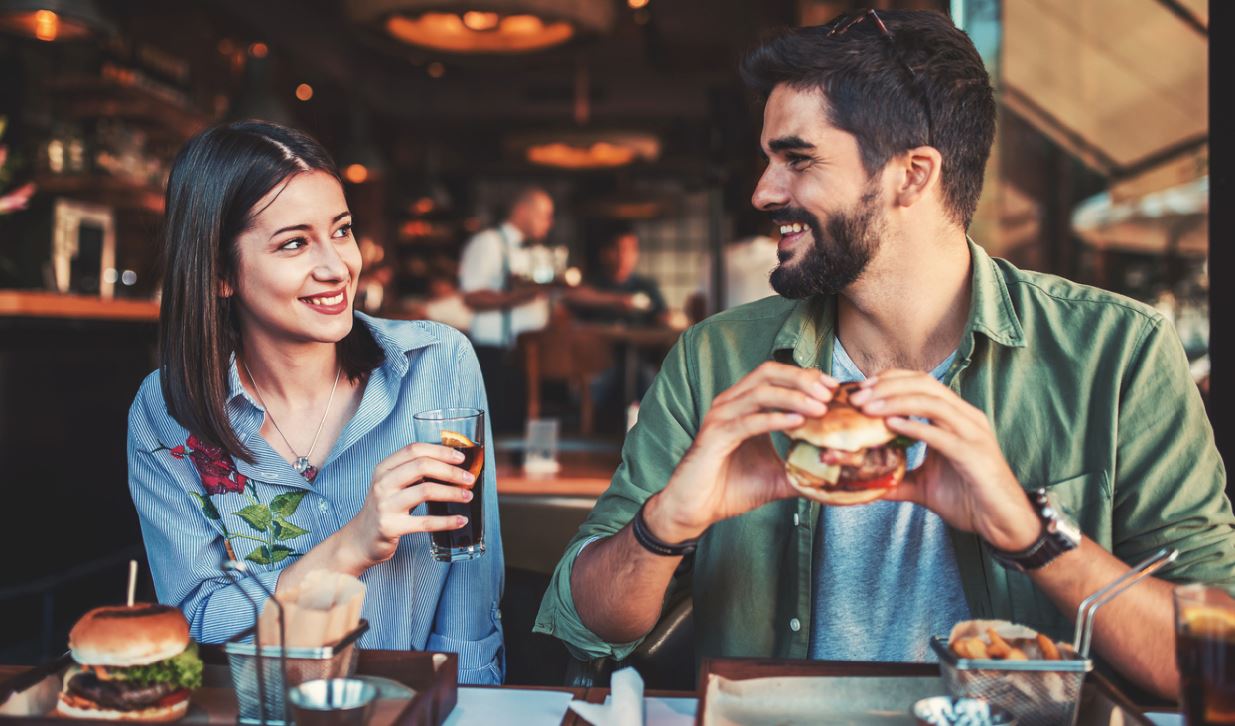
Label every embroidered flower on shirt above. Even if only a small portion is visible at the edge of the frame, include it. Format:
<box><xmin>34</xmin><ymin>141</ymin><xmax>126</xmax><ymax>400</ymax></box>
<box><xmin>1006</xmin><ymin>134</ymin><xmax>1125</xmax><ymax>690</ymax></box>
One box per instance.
<box><xmin>153</xmin><ymin>436</ymin><xmax>310</xmax><ymax>567</ymax></box>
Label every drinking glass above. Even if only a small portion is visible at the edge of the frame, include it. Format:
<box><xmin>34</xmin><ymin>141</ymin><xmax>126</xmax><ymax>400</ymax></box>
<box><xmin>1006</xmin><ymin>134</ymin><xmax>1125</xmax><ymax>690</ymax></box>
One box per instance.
<box><xmin>1176</xmin><ymin>583</ymin><xmax>1235</xmax><ymax>725</ymax></box>
<box><xmin>412</xmin><ymin>408</ymin><xmax>486</xmax><ymax>562</ymax></box>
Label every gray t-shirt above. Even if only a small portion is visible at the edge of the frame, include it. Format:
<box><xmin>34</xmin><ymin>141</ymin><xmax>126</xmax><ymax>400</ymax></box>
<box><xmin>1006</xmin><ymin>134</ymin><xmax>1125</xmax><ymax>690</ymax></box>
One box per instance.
<box><xmin>808</xmin><ymin>339</ymin><xmax>971</xmax><ymax>662</ymax></box>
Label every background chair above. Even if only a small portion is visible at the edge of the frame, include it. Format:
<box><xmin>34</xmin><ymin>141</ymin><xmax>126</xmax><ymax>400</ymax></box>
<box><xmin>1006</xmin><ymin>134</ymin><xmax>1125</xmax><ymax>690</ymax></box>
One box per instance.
<box><xmin>518</xmin><ymin>314</ymin><xmax>614</xmax><ymax>435</ymax></box>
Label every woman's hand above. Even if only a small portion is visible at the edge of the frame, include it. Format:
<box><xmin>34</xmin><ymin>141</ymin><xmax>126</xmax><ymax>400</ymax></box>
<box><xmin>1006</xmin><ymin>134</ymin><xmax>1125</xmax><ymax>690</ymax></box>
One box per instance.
<box><xmin>336</xmin><ymin>443</ymin><xmax>476</xmax><ymax>571</ymax></box>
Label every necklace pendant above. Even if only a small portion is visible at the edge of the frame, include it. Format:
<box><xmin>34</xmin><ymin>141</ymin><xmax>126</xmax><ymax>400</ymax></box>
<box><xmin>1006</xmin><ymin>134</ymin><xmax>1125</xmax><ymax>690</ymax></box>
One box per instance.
<box><xmin>294</xmin><ymin>457</ymin><xmax>318</xmax><ymax>482</ymax></box>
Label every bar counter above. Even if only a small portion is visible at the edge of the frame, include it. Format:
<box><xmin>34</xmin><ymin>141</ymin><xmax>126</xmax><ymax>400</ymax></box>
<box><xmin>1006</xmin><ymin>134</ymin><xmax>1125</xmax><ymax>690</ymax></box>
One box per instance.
<box><xmin>0</xmin><ymin>291</ymin><xmax>159</xmax><ymax>322</ymax></box>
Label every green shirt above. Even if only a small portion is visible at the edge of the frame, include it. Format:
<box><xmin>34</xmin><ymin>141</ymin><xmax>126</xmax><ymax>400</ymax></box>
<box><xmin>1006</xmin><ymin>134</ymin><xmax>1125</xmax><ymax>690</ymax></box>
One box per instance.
<box><xmin>534</xmin><ymin>240</ymin><xmax>1234</xmax><ymax>663</ymax></box>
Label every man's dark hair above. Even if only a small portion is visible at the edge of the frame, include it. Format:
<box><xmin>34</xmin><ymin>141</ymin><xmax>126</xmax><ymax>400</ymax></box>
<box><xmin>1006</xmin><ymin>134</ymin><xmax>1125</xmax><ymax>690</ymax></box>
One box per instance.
<box><xmin>594</xmin><ymin>219</ymin><xmax>636</xmax><ymax>252</ymax></box>
<box><xmin>741</xmin><ymin>10</ymin><xmax>995</xmax><ymax>229</ymax></box>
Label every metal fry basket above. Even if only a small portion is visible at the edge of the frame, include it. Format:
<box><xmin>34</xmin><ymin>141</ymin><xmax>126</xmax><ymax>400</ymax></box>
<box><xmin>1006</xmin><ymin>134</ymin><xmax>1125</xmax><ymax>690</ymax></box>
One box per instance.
<box><xmin>930</xmin><ymin>547</ymin><xmax>1177</xmax><ymax>726</ymax></box>
<box><xmin>220</xmin><ymin>561</ymin><xmax>368</xmax><ymax>725</ymax></box>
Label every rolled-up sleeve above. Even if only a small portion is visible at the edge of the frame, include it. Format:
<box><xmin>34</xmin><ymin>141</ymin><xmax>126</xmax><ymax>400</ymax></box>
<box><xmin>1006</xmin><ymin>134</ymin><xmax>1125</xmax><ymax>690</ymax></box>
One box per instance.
<box><xmin>533</xmin><ymin>330</ymin><xmax>701</xmax><ymax>661</ymax></box>
<box><xmin>429</xmin><ymin>338</ymin><xmax>505</xmax><ymax>684</ymax></box>
<box><xmin>1112</xmin><ymin>318</ymin><xmax>1235</xmax><ymax>583</ymax></box>
<box><xmin>127</xmin><ymin>377</ymin><xmax>281</xmax><ymax>643</ymax></box>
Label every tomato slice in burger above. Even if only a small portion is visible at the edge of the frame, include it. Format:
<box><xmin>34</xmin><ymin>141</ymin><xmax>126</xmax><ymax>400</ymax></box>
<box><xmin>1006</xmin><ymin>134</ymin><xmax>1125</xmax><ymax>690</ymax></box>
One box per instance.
<box><xmin>155</xmin><ymin>689</ymin><xmax>191</xmax><ymax>708</ymax></box>
<box><xmin>851</xmin><ymin>470</ymin><xmax>900</xmax><ymax>491</ymax></box>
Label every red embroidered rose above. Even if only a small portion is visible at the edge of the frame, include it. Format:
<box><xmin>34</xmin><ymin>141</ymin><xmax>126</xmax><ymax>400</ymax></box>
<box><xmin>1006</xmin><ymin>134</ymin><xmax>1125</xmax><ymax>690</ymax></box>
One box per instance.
<box><xmin>169</xmin><ymin>445</ymin><xmax>186</xmax><ymax>459</ymax></box>
<box><xmin>187</xmin><ymin>434</ymin><xmax>224</xmax><ymax>459</ymax></box>
<box><xmin>178</xmin><ymin>436</ymin><xmax>248</xmax><ymax>495</ymax></box>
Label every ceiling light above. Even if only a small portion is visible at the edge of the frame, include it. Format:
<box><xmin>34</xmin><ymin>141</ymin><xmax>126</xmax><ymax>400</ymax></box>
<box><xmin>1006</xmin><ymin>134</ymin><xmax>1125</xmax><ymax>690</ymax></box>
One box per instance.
<box><xmin>345</xmin><ymin>0</ymin><xmax>614</xmax><ymax>54</ymax></box>
<box><xmin>511</xmin><ymin>131</ymin><xmax>660</xmax><ymax>170</ymax></box>
<box><xmin>0</xmin><ymin>0</ymin><xmax>114</xmax><ymax>42</ymax></box>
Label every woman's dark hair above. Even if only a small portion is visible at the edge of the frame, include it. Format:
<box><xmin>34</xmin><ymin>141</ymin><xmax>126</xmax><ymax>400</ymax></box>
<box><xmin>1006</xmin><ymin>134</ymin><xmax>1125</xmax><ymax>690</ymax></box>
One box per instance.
<box><xmin>741</xmin><ymin>10</ymin><xmax>996</xmax><ymax>229</ymax></box>
<box><xmin>159</xmin><ymin>120</ymin><xmax>383</xmax><ymax>462</ymax></box>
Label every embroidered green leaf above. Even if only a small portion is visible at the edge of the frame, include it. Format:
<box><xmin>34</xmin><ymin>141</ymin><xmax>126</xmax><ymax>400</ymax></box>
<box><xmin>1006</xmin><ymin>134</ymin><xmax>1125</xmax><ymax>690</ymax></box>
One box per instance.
<box><xmin>236</xmin><ymin>504</ymin><xmax>272</xmax><ymax>533</ymax></box>
<box><xmin>270</xmin><ymin>491</ymin><xmax>308</xmax><ymax>517</ymax></box>
<box><xmin>191</xmin><ymin>492</ymin><xmax>221</xmax><ymax>520</ymax></box>
<box><xmin>272</xmin><ymin>517</ymin><xmax>309</xmax><ymax>542</ymax></box>
<box><xmin>245</xmin><ymin>545</ymin><xmax>273</xmax><ymax>566</ymax></box>
<box><xmin>269</xmin><ymin>545</ymin><xmax>295</xmax><ymax>564</ymax></box>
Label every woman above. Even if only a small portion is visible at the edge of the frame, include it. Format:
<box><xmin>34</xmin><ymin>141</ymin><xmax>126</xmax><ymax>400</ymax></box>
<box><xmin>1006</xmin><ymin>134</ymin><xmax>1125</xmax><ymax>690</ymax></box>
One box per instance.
<box><xmin>127</xmin><ymin>120</ymin><xmax>504</xmax><ymax>683</ymax></box>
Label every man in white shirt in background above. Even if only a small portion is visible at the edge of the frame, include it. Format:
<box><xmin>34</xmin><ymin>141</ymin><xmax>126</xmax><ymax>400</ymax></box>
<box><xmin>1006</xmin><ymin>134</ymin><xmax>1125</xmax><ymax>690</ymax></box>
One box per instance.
<box><xmin>459</xmin><ymin>186</ymin><xmax>554</xmax><ymax>433</ymax></box>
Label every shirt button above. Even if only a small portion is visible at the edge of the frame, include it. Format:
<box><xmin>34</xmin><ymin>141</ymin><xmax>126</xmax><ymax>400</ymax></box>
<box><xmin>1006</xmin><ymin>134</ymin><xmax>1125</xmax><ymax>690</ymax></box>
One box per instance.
<box><xmin>495</xmin><ymin>609</ymin><xmax>503</xmax><ymax>621</ymax></box>
<box><xmin>318</xmin><ymin>500</ymin><xmax>330</xmax><ymax>514</ymax></box>
<box><xmin>792</xmin><ymin>513</ymin><xmax>800</xmax><ymax>527</ymax></box>
<box><xmin>789</xmin><ymin>617</ymin><xmax>801</xmax><ymax>633</ymax></box>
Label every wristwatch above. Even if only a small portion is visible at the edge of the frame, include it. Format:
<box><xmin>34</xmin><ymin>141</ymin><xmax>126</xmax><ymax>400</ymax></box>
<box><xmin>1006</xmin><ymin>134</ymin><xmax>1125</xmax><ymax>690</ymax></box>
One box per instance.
<box><xmin>989</xmin><ymin>488</ymin><xmax>1081</xmax><ymax>572</ymax></box>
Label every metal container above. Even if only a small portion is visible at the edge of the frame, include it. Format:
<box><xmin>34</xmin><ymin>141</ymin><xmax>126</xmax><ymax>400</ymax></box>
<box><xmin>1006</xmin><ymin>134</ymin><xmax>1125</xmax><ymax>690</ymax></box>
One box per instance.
<box><xmin>913</xmin><ymin>695</ymin><xmax>1017</xmax><ymax>725</ymax></box>
<box><xmin>287</xmin><ymin>678</ymin><xmax>378</xmax><ymax>726</ymax></box>
<box><xmin>930</xmin><ymin>637</ymin><xmax>1088</xmax><ymax>726</ymax></box>
<box><xmin>225</xmin><ymin>620</ymin><xmax>369</xmax><ymax>725</ymax></box>
<box><xmin>931</xmin><ymin>547</ymin><xmax>1177</xmax><ymax>726</ymax></box>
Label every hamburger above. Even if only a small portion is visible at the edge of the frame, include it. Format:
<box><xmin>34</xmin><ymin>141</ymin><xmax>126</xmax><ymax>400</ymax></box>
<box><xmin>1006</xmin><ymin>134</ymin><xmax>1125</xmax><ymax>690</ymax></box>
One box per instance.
<box><xmin>57</xmin><ymin>604</ymin><xmax>201</xmax><ymax>722</ymax></box>
<box><xmin>783</xmin><ymin>382</ymin><xmax>913</xmax><ymax>506</ymax></box>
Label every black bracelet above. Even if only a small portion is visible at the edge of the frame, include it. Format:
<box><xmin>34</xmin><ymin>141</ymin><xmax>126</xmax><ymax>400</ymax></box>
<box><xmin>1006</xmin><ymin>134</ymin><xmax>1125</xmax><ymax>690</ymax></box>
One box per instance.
<box><xmin>631</xmin><ymin>498</ymin><xmax>700</xmax><ymax>557</ymax></box>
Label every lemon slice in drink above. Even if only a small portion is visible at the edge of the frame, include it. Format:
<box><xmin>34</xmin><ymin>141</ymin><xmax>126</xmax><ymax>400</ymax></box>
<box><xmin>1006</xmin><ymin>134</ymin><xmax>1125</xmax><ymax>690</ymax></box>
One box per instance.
<box><xmin>1184</xmin><ymin>606</ymin><xmax>1235</xmax><ymax>637</ymax></box>
<box><xmin>440</xmin><ymin>430</ymin><xmax>476</xmax><ymax>448</ymax></box>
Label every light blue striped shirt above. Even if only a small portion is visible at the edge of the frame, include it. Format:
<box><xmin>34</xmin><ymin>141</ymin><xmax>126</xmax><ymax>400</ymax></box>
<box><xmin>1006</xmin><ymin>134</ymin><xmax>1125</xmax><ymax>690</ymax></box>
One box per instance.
<box><xmin>127</xmin><ymin>313</ymin><xmax>505</xmax><ymax>684</ymax></box>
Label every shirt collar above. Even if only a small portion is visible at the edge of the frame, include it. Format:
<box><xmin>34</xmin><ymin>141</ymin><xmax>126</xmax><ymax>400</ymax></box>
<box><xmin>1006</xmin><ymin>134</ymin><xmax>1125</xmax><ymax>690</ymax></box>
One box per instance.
<box><xmin>225</xmin><ymin>311</ymin><xmax>442</xmax><ymax>406</ymax></box>
<box><xmin>770</xmin><ymin>237</ymin><xmax>1025</xmax><ymax>367</ymax></box>
<box><xmin>499</xmin><ymin>221</ymin><xmax>524</xmax><ymax>246</ymax></box>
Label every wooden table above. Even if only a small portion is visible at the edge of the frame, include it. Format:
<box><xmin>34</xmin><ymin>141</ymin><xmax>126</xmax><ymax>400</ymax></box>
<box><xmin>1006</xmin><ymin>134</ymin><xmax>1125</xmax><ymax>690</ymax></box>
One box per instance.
<box><xmin>495</xmin><ymin>451</ymin><xmax>619</xmax><ymax>499</ymax></box>
<box><xmin>1</xmin><ymin>658</ymin><xmax>1171</xmax><ymax>725</ymax></box>
<box><xmin>0</xmin><ymin>291</ymin><xmax>158</xmax><ymax>321</ymax></box>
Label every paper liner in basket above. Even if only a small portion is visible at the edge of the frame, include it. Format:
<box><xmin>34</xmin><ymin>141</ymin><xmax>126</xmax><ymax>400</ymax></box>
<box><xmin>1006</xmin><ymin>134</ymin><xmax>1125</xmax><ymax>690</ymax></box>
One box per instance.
<box><xmin>256</xmin><ymin>570</ymin><xmax>365</xmax><ymax>648</ymax></box>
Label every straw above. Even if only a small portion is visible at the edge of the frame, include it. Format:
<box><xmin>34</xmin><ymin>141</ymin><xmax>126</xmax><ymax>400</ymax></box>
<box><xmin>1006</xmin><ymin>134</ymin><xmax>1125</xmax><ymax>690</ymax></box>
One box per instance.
<box><xmin>126</xmin><ymin>560</ymin><xmax>137</xmax><ymax>607</ymax></box>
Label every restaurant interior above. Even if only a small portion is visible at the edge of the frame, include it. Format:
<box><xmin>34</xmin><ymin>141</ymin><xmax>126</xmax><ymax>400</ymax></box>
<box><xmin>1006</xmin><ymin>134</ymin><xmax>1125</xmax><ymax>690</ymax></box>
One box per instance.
<box><xmin>0</xmin><ymin>0</ymin><xmax>1224</xmax><ymax>705</ymax></box>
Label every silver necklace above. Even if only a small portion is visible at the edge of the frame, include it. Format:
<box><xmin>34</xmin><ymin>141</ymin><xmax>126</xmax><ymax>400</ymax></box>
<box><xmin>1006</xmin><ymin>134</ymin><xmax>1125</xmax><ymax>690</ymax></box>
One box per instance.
<box><xmin>242</xmin><ymin>361</ymin><xmax>342</xmax><ymax>483</ymax></box>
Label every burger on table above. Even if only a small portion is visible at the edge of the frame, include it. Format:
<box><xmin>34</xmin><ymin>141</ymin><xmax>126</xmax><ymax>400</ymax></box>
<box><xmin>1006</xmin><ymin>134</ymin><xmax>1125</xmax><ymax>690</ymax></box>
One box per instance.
<box><xmin>58</xmin><ymin>604</ymin><xmax>201</xmax><ymax>723</ymax></box>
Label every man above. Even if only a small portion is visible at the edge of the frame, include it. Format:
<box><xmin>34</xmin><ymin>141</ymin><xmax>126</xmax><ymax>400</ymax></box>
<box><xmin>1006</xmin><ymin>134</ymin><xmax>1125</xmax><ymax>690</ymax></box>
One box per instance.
<box><xmin>535</xmin><ymin>10</ymin><xmax>1233</xmax><ymax>699</ymax></box>
<box><xmin>566</xmin><ymin>223</ymin><xmax>670</xmax><ymax>428</ymax></box>
<box><xmin>569</xmin><ymin>222</ymin><xmax>669</xmax><ymax>328</ymax></box>
<box><xmin>459</xmin><ymin>186</ymin><xmax>554</xmax><ymax>433</ymax></box>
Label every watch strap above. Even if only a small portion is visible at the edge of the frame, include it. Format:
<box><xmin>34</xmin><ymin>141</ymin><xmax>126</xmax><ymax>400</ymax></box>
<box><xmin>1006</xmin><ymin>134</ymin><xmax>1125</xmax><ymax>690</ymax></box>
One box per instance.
<box><xmin>990</xmin><ymin>489</ymin><xmax>1080</xmax><ymax>572</ymax></box>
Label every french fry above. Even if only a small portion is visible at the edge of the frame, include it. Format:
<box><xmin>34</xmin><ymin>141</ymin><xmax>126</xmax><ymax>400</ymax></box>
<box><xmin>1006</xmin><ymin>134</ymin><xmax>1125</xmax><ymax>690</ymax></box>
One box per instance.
<box><xmin>986</xmin><ymin>628</ymin><xmax>1012</xmax><ymax>658</ymax></box>
<box><xmin>1036</xmin><ymin>633</ymin><xmax>1062</xmax><ymax>661</ymax></box>
<box><xmin>952</xmin><ymin>636</ymin><xmax>989</xmax><ymax>660</ymax></box>
<box><xmin>1005</xmin><ymin>647</ymin><xmax>1029</xmax><ymax>660</ymax></box>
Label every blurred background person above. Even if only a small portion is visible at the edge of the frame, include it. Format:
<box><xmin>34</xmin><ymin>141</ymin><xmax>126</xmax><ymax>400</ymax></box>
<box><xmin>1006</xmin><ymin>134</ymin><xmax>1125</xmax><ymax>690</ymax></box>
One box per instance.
<box><xmin>567</xmin><ymin>221</ymin><xmax>668</xmax><ymax>328</ymax></box>
<box><xmin>459</xmin><ymin>186</ymin><xmax>554</xmax><ymax>434</ymax></box>
<box><xmin>422</xmin><ymin>272</ymin><xmax>474</xmax><ymax>334</ymax></box>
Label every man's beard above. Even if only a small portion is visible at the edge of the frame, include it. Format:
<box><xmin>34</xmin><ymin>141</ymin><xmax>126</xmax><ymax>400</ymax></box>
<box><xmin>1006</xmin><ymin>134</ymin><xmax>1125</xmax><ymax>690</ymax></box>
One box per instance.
<box><xmin>769</xmin><ymin>186</ymin><xmax>884</xmax><ymax>300</ymax></box>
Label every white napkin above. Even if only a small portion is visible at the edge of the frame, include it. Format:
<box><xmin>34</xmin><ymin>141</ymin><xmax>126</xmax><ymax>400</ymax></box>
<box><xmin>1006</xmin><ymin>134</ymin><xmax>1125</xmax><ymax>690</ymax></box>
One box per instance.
<box><xmin>568</xmin><ymin>667</ymin><xmax>646</xmax><ymax>726</ymax></box>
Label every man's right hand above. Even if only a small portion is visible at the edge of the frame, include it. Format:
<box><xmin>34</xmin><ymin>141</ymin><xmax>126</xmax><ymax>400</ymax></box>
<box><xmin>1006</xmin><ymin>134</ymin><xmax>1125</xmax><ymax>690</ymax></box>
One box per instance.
<box><xmin>644</xmin><ymin>362</ymin><xmax>836</xmax><ymax>542</ymax></box>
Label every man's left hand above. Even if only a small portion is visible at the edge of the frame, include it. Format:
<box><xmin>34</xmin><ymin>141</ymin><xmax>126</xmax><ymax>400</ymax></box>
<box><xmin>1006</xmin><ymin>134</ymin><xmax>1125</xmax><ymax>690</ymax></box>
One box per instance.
<box><xmin>849</xmin><ymin>369</ymin><xmax>1041</xmax><ymax>552</ymax></box>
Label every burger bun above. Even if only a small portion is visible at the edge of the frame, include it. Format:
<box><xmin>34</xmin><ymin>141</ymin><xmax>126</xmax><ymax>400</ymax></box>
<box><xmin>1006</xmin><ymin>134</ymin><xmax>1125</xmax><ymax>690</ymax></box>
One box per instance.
<box><xmin>69</xmin><ymin>604</ymin><xmax>189</xmax><ymax>667</ymax></box>
<box><xmin>56</xmin><ymin>696</ymin><xmax>188</xmax><ymax>723</ymax></box>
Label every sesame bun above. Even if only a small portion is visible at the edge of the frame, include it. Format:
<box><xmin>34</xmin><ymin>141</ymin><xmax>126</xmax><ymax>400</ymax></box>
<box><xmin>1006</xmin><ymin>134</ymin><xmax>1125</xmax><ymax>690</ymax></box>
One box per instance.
<box><xmin>784</xmin><ymin>382</ymin><xmax>896</xmax><ymax>452</ymax></box>
<box><xmin>68</xmin><ymin>604</ymin><xmax>190</xmax><ymax>667</ymax></box>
